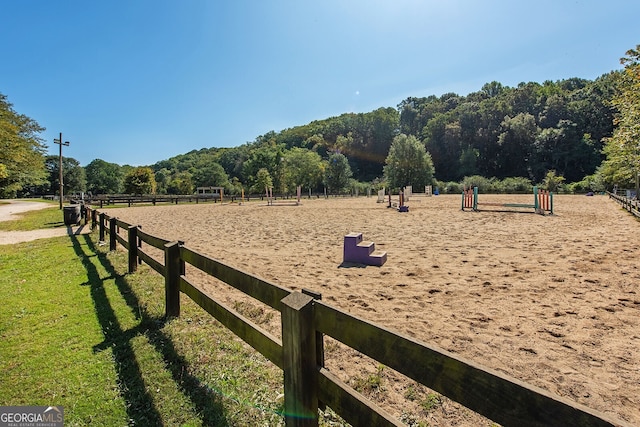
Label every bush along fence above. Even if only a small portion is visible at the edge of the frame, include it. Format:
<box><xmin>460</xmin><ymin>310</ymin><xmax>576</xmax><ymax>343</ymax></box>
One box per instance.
<box><xmin>607</xmin><ymin>191</ymin><xmax>640</xmax><ymax>219</ymax></box>
<box><xmin>84</xmin><ymin>207</ymin><xmax>630</xmax><ymax>427</ymax></box>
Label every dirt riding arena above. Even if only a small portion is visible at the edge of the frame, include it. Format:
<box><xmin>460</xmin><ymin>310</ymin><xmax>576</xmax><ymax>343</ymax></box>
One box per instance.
<box><xmin>112</xmin><ymin>194</ymin><xmax>640</xmax><ymax>425</ymax></box>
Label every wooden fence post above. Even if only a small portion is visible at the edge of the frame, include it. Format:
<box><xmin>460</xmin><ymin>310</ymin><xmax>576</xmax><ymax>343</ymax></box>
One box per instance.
<box><xmin>302</xmin><ymin>289</ymin><xmax>325</xmax><ymax>368</ymax></box>
<box><xmin>127</xmin><ymin>225</ymin><xmax>138</xmax><ymax>274</ymax></box>
<box><xmin>91</xmin><ymin>209</ymin><xmax>98</xmax><ymax>230</ymax></box>
<box><xmin>99</xmin><ymin>213</ymin><xmax>106</xmax><ymax>241</ymax></box>
<box><xmin>109</xmin><ymin>217</ymin><xmax>117</xmax><ymax>251</ymax></box>
<box><xmin>164</xmin><ymin>241</ymin><xmax>181</xmax><ymax>318</ymax></box>
<box><xmin>137</xmin><ymin>225</ymin><xmax>143</xmax><ymax>265</ymax></box>
<box><xmin>281</xmin><ymin>292</ymin><xmax>318</xmax><ymax>427</ymax></box>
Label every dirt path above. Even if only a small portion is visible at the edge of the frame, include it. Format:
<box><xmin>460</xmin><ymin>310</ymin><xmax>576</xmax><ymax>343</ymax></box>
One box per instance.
<box><xmin>0</xmin><ymin>200</ymin><xmax>91</xmax><ymax>245</ymax></box>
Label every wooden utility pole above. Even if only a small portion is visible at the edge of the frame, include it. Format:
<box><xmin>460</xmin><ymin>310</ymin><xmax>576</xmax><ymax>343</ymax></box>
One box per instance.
<box><xmin>53</xmin><ymin>132</ymin><xmax>69</xmax><ymax>209</ymax></box>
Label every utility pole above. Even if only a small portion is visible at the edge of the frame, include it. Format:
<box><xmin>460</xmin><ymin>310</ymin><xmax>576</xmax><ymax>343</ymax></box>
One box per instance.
<box><xmin>53</xmin><ymin>132</ymin><xmax>70</xmax><ymax>210</ymax></box>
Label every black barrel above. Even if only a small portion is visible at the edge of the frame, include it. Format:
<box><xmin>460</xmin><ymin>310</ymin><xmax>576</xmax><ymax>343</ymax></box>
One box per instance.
<box><xmin>63</xmin><ymin>205</ymin><xmax>81</xmax><ymax>226</ymax></box>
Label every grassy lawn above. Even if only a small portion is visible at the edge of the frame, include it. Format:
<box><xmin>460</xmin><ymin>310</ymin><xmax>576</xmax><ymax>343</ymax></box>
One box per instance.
<box><xmin>0</xmin><ymin>208</ymin><xmax>288</xmax><ymax>426</ymax></box>
<box><xmin>0</xmin><ymin>200</ymin><xmax>63</xmax><ymax>231</ymax></box>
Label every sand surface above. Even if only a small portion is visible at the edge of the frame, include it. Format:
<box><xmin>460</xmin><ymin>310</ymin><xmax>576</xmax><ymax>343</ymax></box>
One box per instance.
<box><xmin>110</xmin><ymin>194</ymin><xmax>640</xmax><ymax>426</ymax></box>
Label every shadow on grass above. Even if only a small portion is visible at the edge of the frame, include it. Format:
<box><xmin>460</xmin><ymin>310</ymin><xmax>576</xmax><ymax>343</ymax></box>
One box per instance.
<box><xmin>69</xmin><ymin>232</ymin><xmax>229</xmax><ymax>426</ymax></box>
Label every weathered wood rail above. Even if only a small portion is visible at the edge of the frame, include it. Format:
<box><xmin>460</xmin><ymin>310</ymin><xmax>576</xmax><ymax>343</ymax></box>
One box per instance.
<box><xmin>82</xmin><ymin>206</ymin><xmax>630</xmax><ymax>427</ymax></box>
<box><xmin>85</xmin><ymin>192</ymin><xmax>314</xmax><ymax>208</ymax></box>
<box><xmin>608</xmin><ymin>191</ymin><xmax>640</xmax><ymax>219</ymax></box>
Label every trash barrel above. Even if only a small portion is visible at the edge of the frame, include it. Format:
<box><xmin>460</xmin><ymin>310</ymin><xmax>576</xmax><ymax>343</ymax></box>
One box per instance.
<box><xmin>63</xmin><ymin>205</ymin><xmax>81</xmax><ymax>226</ymax></box>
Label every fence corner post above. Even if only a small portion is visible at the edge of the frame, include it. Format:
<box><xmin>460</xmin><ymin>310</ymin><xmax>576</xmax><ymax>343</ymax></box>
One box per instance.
<box><xmin>109</xmin><ymin>217</ymin><xmax>117</xmax><ymax>251</ymax></box>
<box><xmin>281</xmin><ymin>292</ymin><xmax>318</xmax><ymax>427</ymax></box>
<box><xmin>164</xmin><ymin>241</ymin><xmax>181</xmax><ymax>318</ymax></box>
<box><xmin>127</xmin><ymin>225</ymin><xmax>138</xmax><ymax>274</ymax></box>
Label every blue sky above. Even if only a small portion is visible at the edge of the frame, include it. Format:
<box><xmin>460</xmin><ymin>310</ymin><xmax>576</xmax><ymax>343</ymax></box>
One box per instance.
<box><xmin>2</xmin><ymin>1</ymin><xmax>639</xmax><ymax>167</ymax></box>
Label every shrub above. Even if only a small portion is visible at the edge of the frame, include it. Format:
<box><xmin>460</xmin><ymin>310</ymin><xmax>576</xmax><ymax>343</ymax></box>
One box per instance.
<box><xmin>496</xmin><ymin>177</ymin><xmax>532</xmax><ymax>194</ymax></box>
<box><xmin>461</xmin><ymin>175</ymin><xmax>494</xmax><ymax>193</ymax></box>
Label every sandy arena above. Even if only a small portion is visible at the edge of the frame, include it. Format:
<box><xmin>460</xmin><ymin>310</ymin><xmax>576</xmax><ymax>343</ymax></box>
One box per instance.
<box><xmin>110</xmin><ymin>194</ymin><xmax>639</xmax><ymax>425</ymax></box>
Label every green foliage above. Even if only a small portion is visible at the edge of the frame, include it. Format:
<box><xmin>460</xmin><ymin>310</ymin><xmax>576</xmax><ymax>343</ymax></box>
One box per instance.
<box><xmin>282</xmin><ymin>147</ymin><xmax>324</xmax><ymax>193</ymax></box>
<box><xmin>461</xmin><ymin>175</ymin><xmax>495</xmax><ymax>193</ymax></box>
<box><xmin>384</xmin><ymin>134</ymin><xmax>434</xmax><ymax>191</ymax></box>
<box><xmin>494</xmin><ymin>177</ymin><xmax>532</xmax><ymax>193</ymax></box>
<box><xmin>399</xmin><ymin>75</ymin><xmax>615</xmax><ymax>183</ymax></box>
<box><xmin>124</xmin><ymin>166</ymin><xmax>157</xmax><ymax>195</ymax></box>
<box><xmin>420</xmin><ymin>393</ymin><xmax>443</xmax><ymax>413</ymax></box>
<box><xmin>600</xmin><ymin>44</ymin><xmax>640</xmax><ymax>188</ymax></box>
<box><xmin>40</xmin><ymin>155</ymin><xmax>86</xmax><ymax>195</ymax></box>
<box><xmin>567</xmin><ymin>173</ymin><xmax>606</xmax><ymax>193</ymax></box>
<box><xmin>324</xmin><ymin>152</ymin><xmax>352</xmax><ymax>194</ymax></box>
<box><xmin>255</xmin><ymin>168</ymin><xmax>273</xmax><ymax>194</ymax></box>
<box><xmin>351</xmin><ymin>364</ymin><xmax>385</xmax><ymax>395</ymax></box>
<box><xmin>437</xmin><ymin>180</ymin><xmax>463</xmax><ymax>194</ymax></box>
<box><xmin>168</xmin><ymin>171</ymin><xmax>194</xmax><ymax>194</ymax></box>
<box><xmin>542</xmin><ymin>170</ymin><xmax>565</xmax><ymax>192</ymax></box>
<box><xmin>192</xmin><ymin>162</ymin><xmax>230</xmax><ymax>190</ymax></box>
<box><xmin>85</xmin><ymin>159</ymin><xmax>124</xmax><ymax>194</ymax></box>
<box><xmin>0</xmin><ymin>92</ymin><xmax>48</xmax><ymax>197</ymax></box>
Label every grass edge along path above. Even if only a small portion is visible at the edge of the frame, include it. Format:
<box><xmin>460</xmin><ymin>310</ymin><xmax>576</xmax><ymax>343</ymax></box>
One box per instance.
<box><xmin>0</xmin><ymin>229</ymin><xmax>290</xmax><ymax>425</ymax></box>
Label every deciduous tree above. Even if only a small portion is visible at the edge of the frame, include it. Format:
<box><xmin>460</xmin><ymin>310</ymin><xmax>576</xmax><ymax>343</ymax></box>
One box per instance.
<box><xmin>124</xmin><ymin>167</ymin><xmax>156</xmax><ymax>195</ymax></box>
<box><xmin>0</xmin><ymin>93</ymin><xmax>47</xmax><ymax>197</ymax></box>
<box><xmin>383</xmin><ymin>134</ymin><xmax>435</xmax><ymax>190</ymax></box>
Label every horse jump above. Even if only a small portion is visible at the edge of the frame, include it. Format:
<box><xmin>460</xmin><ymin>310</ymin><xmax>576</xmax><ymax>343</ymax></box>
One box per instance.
<box><xmin>267</xmin><ymin>186</ymin><xmax>302</xmax><ymax>206</ymax></box>
<box><xmin>462</xmin><ymin>186</ymin><xmax>553</xmax><ymax>215</ymax></box>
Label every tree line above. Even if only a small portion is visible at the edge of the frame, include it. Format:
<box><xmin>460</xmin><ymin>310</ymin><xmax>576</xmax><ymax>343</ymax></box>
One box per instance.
<box><xmin>2</xmin><ymin>44</ymin><xmax>639</xmax><ymax>198</ymax></box>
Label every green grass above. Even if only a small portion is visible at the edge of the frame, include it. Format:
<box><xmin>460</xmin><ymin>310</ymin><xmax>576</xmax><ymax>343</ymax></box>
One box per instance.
<box><xmin>0</xmin><ymin>200</ymin><xmax>63</xmax><ymax>231</ymax></box>
<box><xmin>0</xmin><ymin>207</ymin><xmax>288</xmax><ymax>426</ymax></box>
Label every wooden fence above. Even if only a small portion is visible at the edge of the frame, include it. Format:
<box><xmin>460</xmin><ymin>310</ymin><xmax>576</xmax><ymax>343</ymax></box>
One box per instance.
<box><xmin>86</xmin><ymin>192</ymin><xmax>315</xmax><ymax>208</ymax></box>
<box><xmin>608</xmin><ymin>191</ymin><xmax>640</xmax><ymax>219</ymax></box>
<box><xmin>84</xmin><ymin>206</ymin><xmax>630</xmax><ymax>427</ymax></box>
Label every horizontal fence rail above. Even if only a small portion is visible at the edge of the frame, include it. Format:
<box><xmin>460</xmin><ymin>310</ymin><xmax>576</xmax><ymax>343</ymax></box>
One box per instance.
<box><xmin>91</xmin><ymin>207</ymin><xmax>630</xmax><ymax>427</ymax></box>
<box><xmin>608</xmin><ymin>191</ymin><xmax>640</xmax><ymax>219</ymax></box>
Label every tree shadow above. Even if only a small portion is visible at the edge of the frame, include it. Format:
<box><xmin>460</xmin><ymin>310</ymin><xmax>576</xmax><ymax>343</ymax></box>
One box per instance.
<box><xmin>69</xmin><ymin>232</ymin><xmax>229</xmax><ymax>426</ymax></box>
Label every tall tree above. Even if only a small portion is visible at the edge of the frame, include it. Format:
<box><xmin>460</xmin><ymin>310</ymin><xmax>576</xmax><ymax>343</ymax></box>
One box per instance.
<box><xmin>85</xmin><ymin>159</ymin><xmax>124</xmax><ymax>194</ymax></box>
<box><xmin>43</xmin><ymin>155</ymin><xmax>86</xmax><ymax>196</ymax></box>
<box><xmin>324</xmin><ymin>152</ymin><xmax>352</xmax><ymax>194</ymax></box>
<box><xmin>384</xmin><ymin>134</ymin><xmax>435</xmax><ymax>190</ymax></box>
<box><xmin>124</xmin><ymin>167</ymin><xmax>156</xmax><ymax>195</ymax></box>
<box><xmin>0</xmin><ymin>93</ymin><xmax>48</xmax><ymax>197</ymax></box>
<box><xmin>283</xmin><ymin>147</ymin><xmax>324</xmax><ymax>194</ymax></box>
<box><xmin>601</xmin><ymin>45</ymin><xmax>640</xmax><ymax>188</ymax></box>
<box><xmin>496</xmin><ymin>113</ymin><xmax>539</xmax><ymax>178</ymax></box>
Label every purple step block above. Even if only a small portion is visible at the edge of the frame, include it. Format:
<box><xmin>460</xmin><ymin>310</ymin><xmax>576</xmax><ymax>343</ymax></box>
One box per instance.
<box><xmin>343</xmin><ymin>232</ymin><xmax>387</xmax><ymax>266</ymax></box>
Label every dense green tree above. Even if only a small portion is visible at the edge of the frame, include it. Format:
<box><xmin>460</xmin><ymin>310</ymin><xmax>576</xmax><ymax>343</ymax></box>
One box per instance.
<box><xmin>218</xmin><ymin>146</ymin><xmax>249</xmax><ymax>182</ymax></box>
<box><xmin>542</xmin><ymin>170</ymin><xmax>565</xmax><ymax>192</ymax></box>
<box><xmin>324</xmin><ymin>152</ymin><xmax>352</xmax><ymax>194</ymax></box>
<box><xmin>85</xmin><ymin>159</ymin><xmax>124</xmax><ymax>194</ymax></box>
<box><xmin>0</xmin><ymin>93</ymin><xmax>48</xmax><ymax>197</ymax></box>
<box><xmin>42</xmin><ymin>155</ymin><xmax>86</xmax><ymax>196</ymax></box>
<box><xmin>601</xmin><ymin>45</ymin><xmax>640</xmax><ymax>189</ymax></box>
<box><xmin>124</xmin><ymin>167</ymin><xmax>156</xmax><ymax>195</ymax></box>
<box><xmin>255</xmin><ymin>168</ymin><xmax>273</xmax><ymax>194</ymax></box>
<box><xmin>167</xmin><ymin>171</ymin><xmax>194</xmax><ymax>195</ymax></box>
<box><xmin>497</xmin><ymin>113</ymin><xmax>539</xmax><ymax>178</ymax></box>
<box><xmin>242</xmin><ymin>144</ymin><xmax>284</xmax><ymax>191</ymax></box>
<box><xmin>282</xmin><ymin>147</ymin><xmax>324</xmax><ymax>194</ymax></box>
<box><xmin>192</xmin><ymin>162</ymin><xmax>230</xmax><ymax>189</ymax></box>
<box><xmin>383</xmin><ymin>134</ymin><xmax>435</xmax><ymax>190</ymax></box>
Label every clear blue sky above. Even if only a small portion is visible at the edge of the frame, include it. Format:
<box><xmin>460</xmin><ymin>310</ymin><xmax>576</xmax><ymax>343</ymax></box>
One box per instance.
<box><xmin>2</xmin><ymin>1</ymin><xmax>638</xmax><ymax>167</ymax></box>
